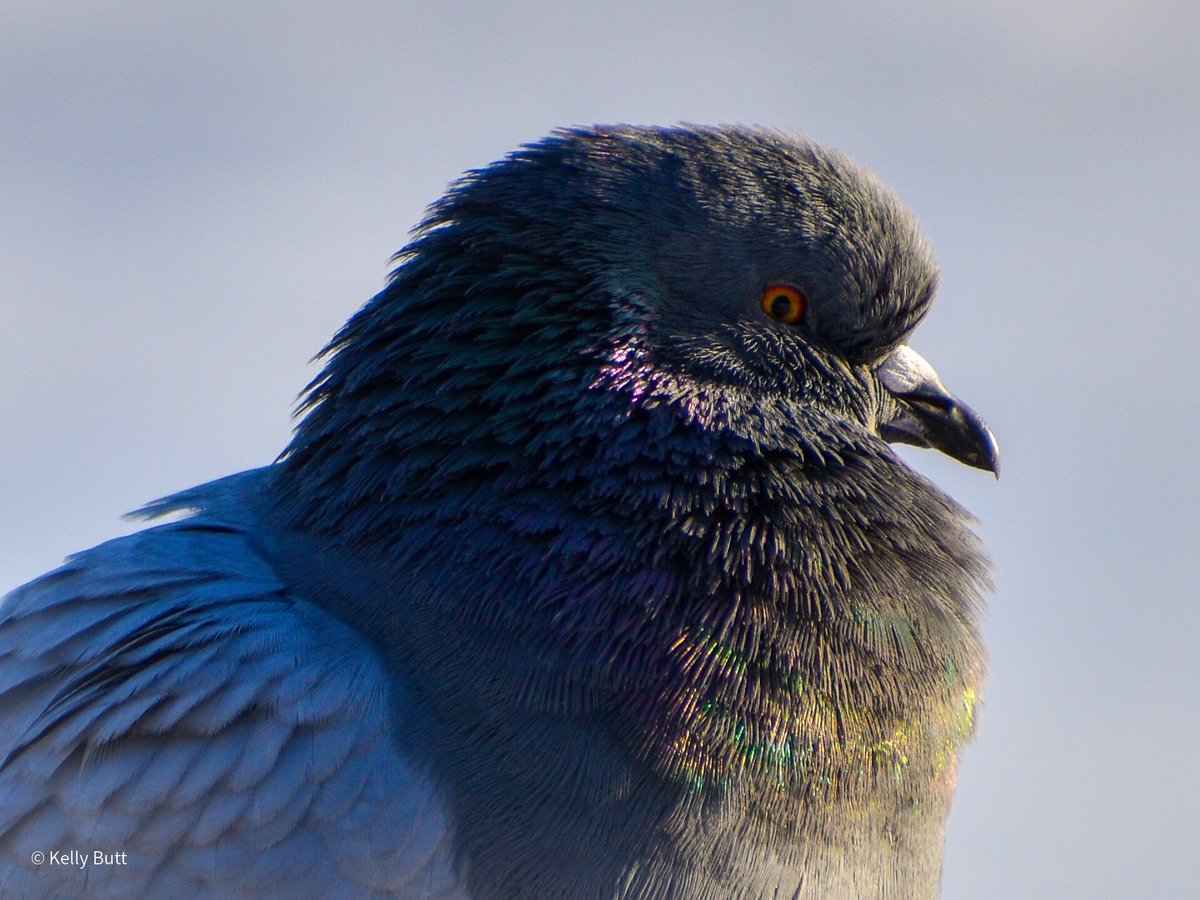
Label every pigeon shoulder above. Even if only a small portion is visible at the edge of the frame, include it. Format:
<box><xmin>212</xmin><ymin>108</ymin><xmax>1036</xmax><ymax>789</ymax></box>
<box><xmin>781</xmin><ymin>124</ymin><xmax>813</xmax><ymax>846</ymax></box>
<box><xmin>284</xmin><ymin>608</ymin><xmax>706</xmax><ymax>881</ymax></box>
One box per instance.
<box><xmin>0</xmin><ymin>471</ymin><xmax>466</xmax><ymax>898</ymax></box>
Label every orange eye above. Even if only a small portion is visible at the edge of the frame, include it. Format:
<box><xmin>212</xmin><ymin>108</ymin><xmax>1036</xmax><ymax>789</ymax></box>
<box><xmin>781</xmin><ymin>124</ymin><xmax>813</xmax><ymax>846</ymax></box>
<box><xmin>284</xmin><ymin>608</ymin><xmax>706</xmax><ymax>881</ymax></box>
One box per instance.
<box><xmin>761</xmin><ymin>284</ymin><xmax>806</xmax><ymax>324</ymax></box>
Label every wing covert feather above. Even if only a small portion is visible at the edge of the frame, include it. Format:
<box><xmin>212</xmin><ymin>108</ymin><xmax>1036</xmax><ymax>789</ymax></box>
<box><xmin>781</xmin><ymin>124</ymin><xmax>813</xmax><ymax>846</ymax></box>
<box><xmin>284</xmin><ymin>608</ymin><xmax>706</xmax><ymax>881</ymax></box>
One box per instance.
<box><xmin>0</xmin><ymin>517</ymin><xmax>466</xmax><ymax>898</ymax></box>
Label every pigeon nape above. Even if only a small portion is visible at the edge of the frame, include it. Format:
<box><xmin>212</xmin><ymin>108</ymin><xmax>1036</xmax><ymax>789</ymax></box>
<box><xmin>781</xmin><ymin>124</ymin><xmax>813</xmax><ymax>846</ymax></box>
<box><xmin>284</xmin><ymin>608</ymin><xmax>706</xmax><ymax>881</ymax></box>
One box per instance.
<box><xmin>1</xmin><ymin>125</ymin><xmax>997</xmax><ymax>899</ymax></box>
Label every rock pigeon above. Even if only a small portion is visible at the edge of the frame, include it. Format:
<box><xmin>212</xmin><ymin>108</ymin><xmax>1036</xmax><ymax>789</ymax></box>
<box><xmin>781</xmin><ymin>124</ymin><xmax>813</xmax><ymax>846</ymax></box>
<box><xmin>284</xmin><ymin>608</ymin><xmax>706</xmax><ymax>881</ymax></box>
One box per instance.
<box><xmin>0</xmin><ymin>125</ymin><xmax>998</xmax><ymax>899</ymax></box>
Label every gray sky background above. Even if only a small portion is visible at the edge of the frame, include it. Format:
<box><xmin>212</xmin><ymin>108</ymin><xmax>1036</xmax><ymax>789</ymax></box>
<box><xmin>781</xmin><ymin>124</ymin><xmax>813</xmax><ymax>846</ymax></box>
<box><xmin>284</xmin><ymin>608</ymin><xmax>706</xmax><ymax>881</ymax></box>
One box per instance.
<box><xmin>2</xmin><ymin>3</ymin><xmax>1197</xmax><ymax>897</ymax></box>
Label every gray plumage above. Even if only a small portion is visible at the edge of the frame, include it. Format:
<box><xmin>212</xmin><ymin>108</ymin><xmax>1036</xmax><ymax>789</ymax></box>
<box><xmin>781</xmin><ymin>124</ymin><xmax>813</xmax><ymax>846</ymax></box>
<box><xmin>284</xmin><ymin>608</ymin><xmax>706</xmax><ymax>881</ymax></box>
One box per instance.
<box><xmin>0</xmin><ymin>125</ymin><xmax>998</xmax><ymax>899</ymax></box>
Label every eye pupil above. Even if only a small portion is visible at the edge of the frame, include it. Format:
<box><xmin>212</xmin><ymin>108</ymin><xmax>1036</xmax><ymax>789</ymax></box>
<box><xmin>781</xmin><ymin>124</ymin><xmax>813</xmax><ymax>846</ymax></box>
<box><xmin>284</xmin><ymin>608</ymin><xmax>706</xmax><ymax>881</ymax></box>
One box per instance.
<box><xmin>770</xmin><ymin>294</ymin><xmax>793</xmax><ymax>318</ymax></box>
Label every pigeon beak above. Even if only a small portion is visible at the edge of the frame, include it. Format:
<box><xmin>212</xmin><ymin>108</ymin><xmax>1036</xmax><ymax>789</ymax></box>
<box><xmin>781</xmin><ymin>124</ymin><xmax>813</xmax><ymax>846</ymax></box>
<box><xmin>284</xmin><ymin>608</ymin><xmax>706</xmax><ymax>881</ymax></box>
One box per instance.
<box><xmin>875</xmin><ymin>345</ymin><xmax>1000</xmax><ymax>477</ymax></box>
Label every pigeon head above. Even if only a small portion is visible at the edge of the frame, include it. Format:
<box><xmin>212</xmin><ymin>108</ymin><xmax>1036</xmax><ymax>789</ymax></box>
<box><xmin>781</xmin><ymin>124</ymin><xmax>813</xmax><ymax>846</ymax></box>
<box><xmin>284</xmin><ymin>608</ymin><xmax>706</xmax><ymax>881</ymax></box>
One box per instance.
<box><xmin>276</xmin><ymin>126</ymin><xmax>994</xmax><ymax>842</ymax></box>
<box><xmin>283</xmin><ymin>126</ymin><xmax>996</xmax><ymax>529</ymax></box>
<box><xmin>563</xmin><ymin>127</ymin><xmax>940</xmax><ymax>381</ymax></box>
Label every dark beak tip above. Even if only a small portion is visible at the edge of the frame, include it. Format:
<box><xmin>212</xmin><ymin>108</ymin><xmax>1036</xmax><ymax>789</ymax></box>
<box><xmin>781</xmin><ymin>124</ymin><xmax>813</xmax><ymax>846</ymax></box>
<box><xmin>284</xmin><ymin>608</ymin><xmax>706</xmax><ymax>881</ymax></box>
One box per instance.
<box><xmin>977</xmin><ymin>420</ymin><xmax>1001</xmax><ymax>479</ymax></box>
<box><xmin>957</xmin><ymin>409</ymin><xmax>1001</xmax><ymax>479</ymax></box>
<box><xmin>978</xmin><ymin>449</ymin><xmax>1001</xmax><ymax>479</ymax></box>
<box><xmin>882</xmin><ymin>395</ymin><xmax>1000</xmax><ymax>478</ymax></box>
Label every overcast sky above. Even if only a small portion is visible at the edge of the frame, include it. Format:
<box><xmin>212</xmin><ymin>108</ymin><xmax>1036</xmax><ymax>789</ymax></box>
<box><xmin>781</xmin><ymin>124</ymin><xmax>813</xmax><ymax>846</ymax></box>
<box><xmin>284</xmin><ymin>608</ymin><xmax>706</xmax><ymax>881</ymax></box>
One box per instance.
<box><xmin>2</xmin><ymin>3</ymin><xmax>1197</xmax><ymax>897</ymax></box>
